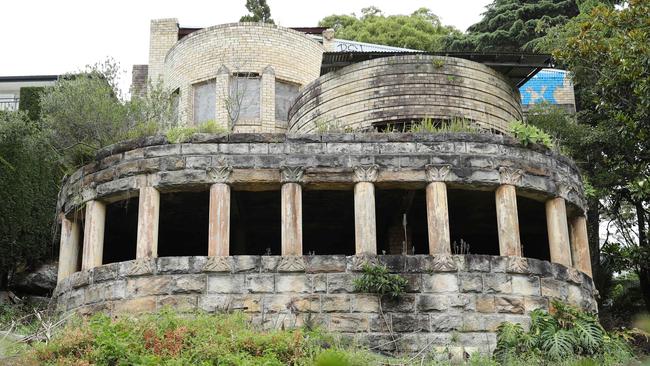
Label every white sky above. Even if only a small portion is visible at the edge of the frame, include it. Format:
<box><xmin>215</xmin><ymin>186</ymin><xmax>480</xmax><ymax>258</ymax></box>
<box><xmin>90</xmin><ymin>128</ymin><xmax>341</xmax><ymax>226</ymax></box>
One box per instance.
<box><xmin>0</xmin><ymin>0</ymin><xmax>491</xmax><ymax>96</ymax></box>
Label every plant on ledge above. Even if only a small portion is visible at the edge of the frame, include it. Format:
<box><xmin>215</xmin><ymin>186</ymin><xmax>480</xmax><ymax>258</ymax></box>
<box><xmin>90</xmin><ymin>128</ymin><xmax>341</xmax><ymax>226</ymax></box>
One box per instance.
<box><xmin>510</xmin><ymin>120</ymin><xmax>554</xmax><ymax>149</ymax></box>
<box><xmin>353</xmin><ymin>263</ymin><xmax>408</xmax><ymax>298</ymax></box>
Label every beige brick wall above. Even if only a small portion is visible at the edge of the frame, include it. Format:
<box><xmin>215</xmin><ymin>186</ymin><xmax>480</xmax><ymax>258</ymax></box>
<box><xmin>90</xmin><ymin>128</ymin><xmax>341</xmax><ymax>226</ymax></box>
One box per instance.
<box><xmin>148</xmin><ymin>19</ymin><xmax>179</xmax><ymax>85</ymax></box>
<box><xmin>288</xmin><ymin>55</ymin><xmax>523</xmax><ymax>134</ymax></box>
<box><xmin>160</xmin><ymin>23</ymin><xmax>323</xmax><ymax>131</ymax></box>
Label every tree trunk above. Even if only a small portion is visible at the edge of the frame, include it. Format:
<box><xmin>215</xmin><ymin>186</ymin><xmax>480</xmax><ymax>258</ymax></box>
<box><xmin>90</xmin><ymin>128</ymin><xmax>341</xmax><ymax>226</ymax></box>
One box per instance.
<box><xmin>0</xmin><ymin>271</ymin><xmax>8</xmax><ymax>290</ymax></box>
<box><xmin>586</xmin><ymin>196</ymin><xmax>607</xmax><ymax>306</ymax></box>
<box><xmin>635</xmin><ymin>202</ymin><xmax>650</xmax><ymax>312</ymax></box>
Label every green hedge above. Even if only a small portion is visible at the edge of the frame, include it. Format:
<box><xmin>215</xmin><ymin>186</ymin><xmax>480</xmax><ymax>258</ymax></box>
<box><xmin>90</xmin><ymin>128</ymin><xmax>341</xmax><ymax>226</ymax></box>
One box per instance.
<box><xmin>18</xmin><ymin>87</ymin><xmax>44</xmax><ymax>121</ymax></box>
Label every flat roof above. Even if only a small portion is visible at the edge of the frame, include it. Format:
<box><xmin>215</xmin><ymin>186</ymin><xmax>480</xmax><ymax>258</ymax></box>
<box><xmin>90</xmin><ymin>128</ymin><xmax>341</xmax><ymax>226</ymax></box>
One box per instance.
<box><xmin>0</xmin><ymin>75</ymin><xmax>59</xmax><ymax>82</ymax></box>
<box><xmin>321</xmin><ymin>52</ymin><xmax>553</xmax><ymax>87</ymax></box>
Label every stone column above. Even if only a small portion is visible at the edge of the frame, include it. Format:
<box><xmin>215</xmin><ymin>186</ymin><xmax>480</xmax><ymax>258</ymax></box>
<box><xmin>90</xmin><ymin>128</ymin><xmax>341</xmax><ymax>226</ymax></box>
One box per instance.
<box><xmin>425</xmin><ymin>165</ymin><xmax>451</xmax><ymax>255</ymax></box>
<box><xmin>136</xmin><ymin>187</ymin><xmax>160</xmax><ymax>259</ymax></box>
<box><xmin>281</xmin><ymin>167</ymin><xmax>304</xmax><ymax>256</ymax></box>
<box><xmin>57</xmin><ymin>215</ymin><xmax>80</xmax><ymax>282</ymax></box>
<box><xmin>570</xmin><ymin>215</ymin><xmax>592</xmax><ymax>277</ymax></box>
<box><xmin>495</xmin><ymin>167</ymin><xmax>523</xmax><ymax>257</ymax></box>
<box><xmin>82</xmin><ymin>200</ymin><xmax>106</xmax><ymax>271</ymax></box>
<box><xmin>260</xmin><ymin>66</ymin><xmax>276</xmax><ymax>132</ymax></box>
<box><xmin>208</xmin><ymin>164</ymin><xmax>233</xmax><ymax>256</ymax></box>
<box><xmin>546</xmin><ymin>196</ymin><xmax>572</xmax><ymax>267</ymax></box>
<box><xmin>354</xmin><ymin>165</ymin><xmax>378</xmax><ymax>255</ymax></box>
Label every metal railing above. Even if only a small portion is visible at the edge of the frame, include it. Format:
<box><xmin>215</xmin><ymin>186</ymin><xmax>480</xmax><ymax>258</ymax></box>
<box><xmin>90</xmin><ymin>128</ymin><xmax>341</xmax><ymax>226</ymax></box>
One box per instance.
<box><xmin>0</xmin><ymin>97</ymin><xmax>19</xmax><ymax>111</ymax></box>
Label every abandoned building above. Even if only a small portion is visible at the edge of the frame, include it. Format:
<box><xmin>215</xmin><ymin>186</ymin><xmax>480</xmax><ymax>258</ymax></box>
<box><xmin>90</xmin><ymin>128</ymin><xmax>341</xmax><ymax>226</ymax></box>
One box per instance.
<box><xmin>53</xmin><ymin>20</ymin><xmax>596</xmax><ymax>354</ymax></box>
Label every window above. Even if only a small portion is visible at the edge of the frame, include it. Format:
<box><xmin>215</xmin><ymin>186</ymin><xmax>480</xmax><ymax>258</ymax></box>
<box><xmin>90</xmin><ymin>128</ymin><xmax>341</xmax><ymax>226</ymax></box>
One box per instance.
<box><xmin>193</xmin><ymin>80</ymin><xmax>216</xmax><ymax>124</ymax></box>
<box><xmin>275</xmin><ymin>80</ymin><xmax>299</xmax><ymax>121</ymax></box>
<box><xmin>171</xmin><ymin>89</ymin><xmax>179</xmax><ymax>125</ymax></box>
<box><xmin>230</xmin><ymin>74</ymin><xmax>260</xmax><ymax>120</ymax></box>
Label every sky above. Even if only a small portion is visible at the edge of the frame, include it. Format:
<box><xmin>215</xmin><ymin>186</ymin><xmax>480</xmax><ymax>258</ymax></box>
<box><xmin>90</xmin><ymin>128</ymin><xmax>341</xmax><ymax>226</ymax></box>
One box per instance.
<box><xmin>0</xmin><ymin>0</ymin><xmax>491</xmax><ymax>96</ymax></box>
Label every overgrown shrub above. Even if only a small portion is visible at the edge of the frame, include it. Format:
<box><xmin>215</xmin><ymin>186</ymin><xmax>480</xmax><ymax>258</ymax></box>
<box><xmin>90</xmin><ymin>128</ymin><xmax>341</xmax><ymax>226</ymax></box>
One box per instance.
<box><xmin>494</xmin><ymin>300</ymin><xmax>634</xmax><ymax>364</ymax></box>
<box><xmin>18</xmin><ymin>86</ymin><xmax>45</xmax><ymax>121</ymax></box>
<box><xmin>353</xmin><ymin>263</ymin><xmax>408</xmax><ymax>298</ymax></box>
<box><xmin>509</xmin><ymin>120</ymin><xmax>554</xmax><ymax>149</ymax></box>
<box><xmin>165</xmin><ymin>120</ymin><xmax>228</xmax><ymax>143</ymax></box>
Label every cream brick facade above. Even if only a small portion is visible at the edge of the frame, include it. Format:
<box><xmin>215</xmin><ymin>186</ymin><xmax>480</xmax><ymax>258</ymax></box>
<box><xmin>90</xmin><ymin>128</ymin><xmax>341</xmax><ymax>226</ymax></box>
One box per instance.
<box><xmin>158</xmin><ymin>22</ymin><xmax>323</xmax><ymax>132</ymax></box>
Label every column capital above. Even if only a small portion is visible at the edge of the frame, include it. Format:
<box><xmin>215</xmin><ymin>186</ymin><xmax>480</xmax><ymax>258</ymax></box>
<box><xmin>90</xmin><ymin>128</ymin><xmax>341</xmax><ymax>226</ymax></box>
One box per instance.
<box><xmin>425</xmin><ymin>164</ymin><xmax>451</xmax><ymax>183</ymax></box>
<box><xmin>208</xmin><ymin>164</ymin><xmax>233</xmax><ymax>184</ymax></box>
<box><xmin>556</xmin><ymin>182</ymin><xmax>574</xmax><ymax>199</ymax></box>
<box><xmin>280</xmin><ymin>166</ymin><xmax>305</xmax><ymax>183</ymax></box>
<box><xmin>353</xmin><ymin>164</ymin><xmax>379</xmax><ymax>183</ymax></box>
<box><xmin>498</xmin><ymin>166</ymin><xmax>524</xmax><ymax>185</ymax></box>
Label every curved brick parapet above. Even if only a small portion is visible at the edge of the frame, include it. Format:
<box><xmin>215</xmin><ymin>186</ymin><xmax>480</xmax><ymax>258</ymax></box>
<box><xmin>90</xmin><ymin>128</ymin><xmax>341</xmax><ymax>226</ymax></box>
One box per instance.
<box><xmin>53</xmin><ymin>255</ymin><xmax>597</xmax><ymax>353</ymax></box>
<box><xmin>288</xmin><ymin>55</ymin><xmax>524</xmax><ymax>134</ymax></box>
<box><xmin>57</xmin><ymin>133</ymin><xmax>585</xmax><ymax>216</ymax></box>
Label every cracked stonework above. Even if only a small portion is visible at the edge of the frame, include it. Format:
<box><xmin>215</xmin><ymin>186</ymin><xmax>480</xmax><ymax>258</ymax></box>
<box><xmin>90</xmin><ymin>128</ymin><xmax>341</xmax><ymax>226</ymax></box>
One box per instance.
<box><xmin>277</xmin><ymin>256</ymin><xmax>306</xmax><ymax>271</ymax></box>
<box><xmin>353</xmin><ymin>165</ymin><xmax>379</xmax><ymax>183</ymax></box>
<box><xmin>425</xmin><ymin>164</ymin><xmax>451</xmax><ymax>182</ymax></box>
<box><xmin>498</xmin><ymin>167</ymin><xmax>524</xmax><ymax>185</ymax></box>
<box><xmin>203</xmin><ymin>256</ymin><xmax>233</xmax><ymax>272</ymax></box>
<box><xmin>207</xmin><ymin>164</ymin><xmax>233</xmax><ymax>184</ymax></box>
<box><xmin>280</xmin><ymin>166</ymin><xmax>305</xmax><ymax>184</ymax></box>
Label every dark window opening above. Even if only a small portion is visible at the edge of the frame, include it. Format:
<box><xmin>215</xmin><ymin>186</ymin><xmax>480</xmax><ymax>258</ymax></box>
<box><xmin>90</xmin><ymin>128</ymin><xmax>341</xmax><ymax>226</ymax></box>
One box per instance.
<box><xmin>303</xmin><ymin>190</ymin><xmax>355</xmax><ymax>255</ymax></box>
<box><xmin>448</xmin><ymin>189</ymin><xmax>500</xmax><ymax>255</ymax></box>
<box><xmin>103</xmin><ymin>198</ymin><xmax>138</xmax><ymax>264</ymax></box>
<box><xmin>518</xmin><ymin>196</ymin><xmax>550</xmax><ymax>261</ymax></box>
<box><xmin>376</xmin><ymin>189</ymin><xmax>428</xmax><ymax>255</ymax></box>
<box><xmin>231</xmin><ymin>190</ymin><xmax>281</xmax><ymax>255</ymax></box>
<box><xmin>77</xmin><ymin>216</ymin><xmax>85</xmax><ymax>270</ymax></box>
<box><xmin>159</xmin><ymin>192</ymin><xmax>209</xmax><ymax>257</ymax></box>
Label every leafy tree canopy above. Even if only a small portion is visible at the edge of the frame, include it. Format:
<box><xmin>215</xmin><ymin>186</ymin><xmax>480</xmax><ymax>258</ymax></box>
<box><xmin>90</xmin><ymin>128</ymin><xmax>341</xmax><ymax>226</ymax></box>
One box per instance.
<box><xmin>239</xmin><ymin>0</ymin><xmax>274</xmax><ymax>24</ymax></box>
<box><xmin>318</xmin><ymin>7</ymin><xmax>461</xmax><ymax>52</ymax></box>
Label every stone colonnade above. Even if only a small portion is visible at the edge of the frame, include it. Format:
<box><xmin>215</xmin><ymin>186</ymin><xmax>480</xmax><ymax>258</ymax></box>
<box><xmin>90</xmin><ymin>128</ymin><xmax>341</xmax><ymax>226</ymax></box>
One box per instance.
<box><xmin>58</xmin><ymin>165</ymin><xmax>592</xmax><ymax>282</ymax></box>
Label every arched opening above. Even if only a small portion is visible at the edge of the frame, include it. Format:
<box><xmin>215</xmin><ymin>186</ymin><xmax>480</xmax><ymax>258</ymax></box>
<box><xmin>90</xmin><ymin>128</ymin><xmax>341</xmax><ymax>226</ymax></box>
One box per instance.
<box><xmin>102</xmin><ymin>198</ymin><xmax>138</xmax><ymax>264</ymax></box>
<box><xmin>302</xmin><ymin>189</ymin><xmax>355</xmax><ymax>255</ymax></box>
<box><xmin>375</xmin><ymin>189</ymin><xmax>428</xmax><ymax>255</ymax></box>
<box><xmin>230</xmin><ymin>190</ymin><xmax>281</xmax><ymax>255</ymax></box>
<box><xmin>158</xmin><ymin>191</ymin><xmax>209</xmax><ymax>257</ymax></box>
<box><xmin>447</xmin><ymin>189</ymin><xmax>499</xmax><ymax>255</ymax></box>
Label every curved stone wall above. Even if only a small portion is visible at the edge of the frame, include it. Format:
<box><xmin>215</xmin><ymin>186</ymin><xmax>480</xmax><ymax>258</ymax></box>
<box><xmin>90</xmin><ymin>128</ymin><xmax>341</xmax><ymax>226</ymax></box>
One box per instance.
<box><xmin>288</xmin><ymin>56</ymin><xmax>523</xmax><ymax>134</ymax></box>
<box><xmin>54</xmin><ymin>255</ymin><xmax>597</xmax><ymax>353</ymax></box>
<box><xmin>58</xmin><ymin>133</ymin><xmax>584</xmax><ymax>215</ymax></box>
<box><xmin>163</xmin><ymin>23</ymin><xmax>323</xmax><ymax>130</ymax></box>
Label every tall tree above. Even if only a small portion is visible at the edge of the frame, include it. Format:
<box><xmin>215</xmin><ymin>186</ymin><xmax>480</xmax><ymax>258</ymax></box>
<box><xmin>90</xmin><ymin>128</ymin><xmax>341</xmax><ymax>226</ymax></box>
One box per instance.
<box><xmin>240</xmin><ymin>0</ymin><xmax>274</xmax><ymax>24</ymax></box>
<box><xmin>538</xmin><ymin>0</ymin><xmax>650</xmax><ymax>311</ymax></box>
<box><xmin>318</xmin><ymin>7</ymin><xmax>461</xmax><ymax>52</ymax></box>
<box><xmin>444</xmin><ymin>0</ymin><xmax>582</xmax><ymax>51</ymax></box>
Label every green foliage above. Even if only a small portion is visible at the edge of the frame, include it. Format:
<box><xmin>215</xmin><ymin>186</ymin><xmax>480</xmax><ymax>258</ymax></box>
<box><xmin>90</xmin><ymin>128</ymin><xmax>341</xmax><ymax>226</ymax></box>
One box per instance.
<box><xmin>165</xmin><ymin>121</ymin><xmax>228</xmax><ymax>143</ymax></box>
<box><xmin>409</xmin><ymin>117</ymin><xmax>479</xmax><ymax>134</ymax></box>
<box><xmin>444</xmin><ymin>0</ymin><xmax>581</xmax><ymax>52</ymax></box>
<box><xmin>240</xmin><ymin>0</ymin><xmax>274</xmax><ymax>24</ymax></box>
<box><xmin>314</xmin><ymin>118</ymin><xmax>354</xmax><ymax>133</ymax></box>
<box><xmin>318</xmin><ymin>7</ymin><xmax>461</xmax><ymax>52</ymax></box>
<box><xmin>0</xmin><ymin>111</ymin><xmax>60</xmax><ymax>287</ymax></box>
<box><xmin>510</xmin><ymin>120</ymin><xmax>554</xmax><ymax>149</ymax></box>
<box><xmin>353</xmin><ymin>264</ymin><xmax>408</xmax><ymax>298</ymax></box>
<box><xmin>25</xmin><ymin>310</ymin><xmax>384</xmax><ymax>365</ymax></box>
<box><xmin>18</xmin><ymin>86</ymin><xmax>45</xmax><ymax>121</ymax></box>
<box><xmin>494</xmin><ymin>300</ymin><xmax>633</xmax><ymax>364</ymax></box>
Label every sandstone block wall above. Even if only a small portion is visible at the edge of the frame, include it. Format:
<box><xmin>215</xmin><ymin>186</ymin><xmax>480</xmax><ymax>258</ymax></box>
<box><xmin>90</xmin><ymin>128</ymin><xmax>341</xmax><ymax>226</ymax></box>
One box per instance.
<box><xmin>288</xmin><ymin>55</ymin><xmax>523</xmax><ymax>134</ymax></box>
<box><xmin>56</xmin><ymin>133</ymin><xmax>585</xmax><ymax>217</ymax></box>
<box><xmin>54</xmin><ymin>254</ymin><xmax>597</xmax><ymax>354</ymax></box>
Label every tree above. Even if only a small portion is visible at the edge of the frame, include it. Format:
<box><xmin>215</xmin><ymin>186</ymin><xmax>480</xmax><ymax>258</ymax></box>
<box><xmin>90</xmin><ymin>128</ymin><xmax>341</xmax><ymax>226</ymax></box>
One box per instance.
<box><xmin>537</xmin><ymin>0</ymin><xmax>650</xmax><ymax>311</ymax></box>
<box><xmin>0</xmin><ymin>111</ymin><xmax>60</xmax><ymax>289</ymax></box>
<box><xmin>318</xmin><ymin>7</ymin><xmax>461</xmax><ymax>52</ymax></box>
<box><xmin>239</xmin><ymin>0</ymin><xmax>274</xmax><ymax>24</ymax></box>
<box><xmin>444</xmin><ymin>0</ymin><xmax>583</xmax><ymax>51</ymax></box>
